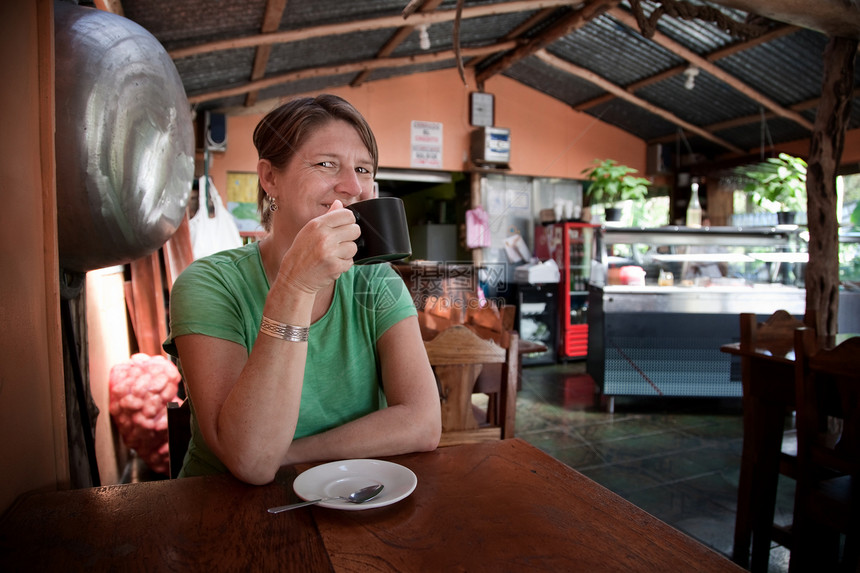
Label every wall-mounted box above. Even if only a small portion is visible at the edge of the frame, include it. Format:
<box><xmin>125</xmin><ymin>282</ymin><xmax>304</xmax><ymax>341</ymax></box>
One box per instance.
<box><xmin>470</xmin><ymin>127</ymin><xmax>510</xmax><ymax>165</ymax></box>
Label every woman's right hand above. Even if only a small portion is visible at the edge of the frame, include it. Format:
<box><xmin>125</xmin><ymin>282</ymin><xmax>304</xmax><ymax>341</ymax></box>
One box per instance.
<box><xmin>274</xmin><ymin>199</ymin><xmax>360</xmax><ymax>295</ymax></box>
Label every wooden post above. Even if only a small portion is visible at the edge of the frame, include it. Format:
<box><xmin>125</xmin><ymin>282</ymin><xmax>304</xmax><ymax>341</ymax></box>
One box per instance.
<box><xmin>128</xmin><ymin>252</ymin><xmax>169</xmax><ymax>358</ymax></box>
<box><xmin>805</xmin><ymin>35</ymin><xmax>858</xmax><ymax>337</ymax></box>
<box><xmin>470</xmin><ymin>171</ymin><xmax>484</xmax><ymax>268</ymax></box>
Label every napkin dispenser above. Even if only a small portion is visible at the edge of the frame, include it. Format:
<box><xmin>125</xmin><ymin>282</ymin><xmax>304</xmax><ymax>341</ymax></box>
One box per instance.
<box><xmin>514</xmin><ymin>259</ymin><xmax>560</xmax><ymax>284</ymax></box>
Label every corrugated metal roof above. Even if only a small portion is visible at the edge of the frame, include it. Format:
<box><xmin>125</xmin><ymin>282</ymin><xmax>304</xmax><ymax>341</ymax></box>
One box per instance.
<box><xmin>719</xmin><ymin>30</ymin><xmax>831</xmax><ymax>105</ymax></box>
<box><xmin>548</xmin><ymin>14</ymin><xmax>683</xmax><ymax>88</ymax></box>
<box><xmin>266</xmin><ymin>30</ymin><xmax>391</xmax><ymax>75</ymax></box>
<box><xmin>122</xmin><ymin>0</ymin><xmax>267</xmax><ymax>50</ymax></box>
<box><xmin>105</xmin><ymin>0</ymin><xmax>860</xmax><ymax>162</ymax></box>
<box><xmin>280</xmin><ymin>0</ymin><xmax>409</xmax><ymax>29</ymax></box>
<box><xmin>506</xmin><ymin>56</ymin><xmax>607</xmax><ymax>104</ymax></box>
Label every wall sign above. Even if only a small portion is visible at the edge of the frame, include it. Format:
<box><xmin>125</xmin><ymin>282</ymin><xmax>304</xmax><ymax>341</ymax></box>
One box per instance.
<box><xmin>411</xmin><ymin>120</ymin><xmax>443</xmax><ymax>169</ymax></box>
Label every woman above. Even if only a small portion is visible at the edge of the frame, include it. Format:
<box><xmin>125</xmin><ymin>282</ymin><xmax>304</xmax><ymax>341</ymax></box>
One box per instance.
<box><xmin>164</xmin><ymin>94</ymin><xmax>441</xmax><ymax>484</ymax></box>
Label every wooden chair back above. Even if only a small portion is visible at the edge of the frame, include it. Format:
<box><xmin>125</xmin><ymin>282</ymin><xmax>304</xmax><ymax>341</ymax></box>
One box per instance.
<box><xmin>424</xmin><ymin>325</ymin><xmax>518</xmax><ymax>447</ymax></box>
<box><xmin>796</xmin><ymin>331</ymin><xmax>860</xmax><ymax>476</ymax></box>
<box><xmin>465</xmin><ymin>303</ymin><xmax>516</xmax><ymax>342</ymax></box>
<box><xmin>734</xmin><ymin>311</ymin><xmax>808</xmax><ymax>568</ymax></box>
<box><xmin>739</xmin><ymin>310</ymin><xmax>808</xmax><ymax>473</ymax></box>
<box><xmin>739</xmin><ymin>310</ymin><xmax>805</xmax><ymax>357</ymax></box>
<box><xmin>167</xmin><ymin>399</ymin><xmax>191</xmax><ymax>479</ymax></box>
<box><xmin>791</xmin><ymin>330</ymin><xmax>860</xmax><ymax>571</ymax></box>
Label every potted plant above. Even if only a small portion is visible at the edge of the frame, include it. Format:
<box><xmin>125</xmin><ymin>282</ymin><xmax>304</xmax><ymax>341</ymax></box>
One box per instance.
<box><xmin>740</xmin><ymin>153</ymin><xmax>807</xmax><ymax>224</ymax></box>
<box><xmin>582</xmin><ymin>159</ymin><xmax>651</xmax><ymax>221</ymax></box>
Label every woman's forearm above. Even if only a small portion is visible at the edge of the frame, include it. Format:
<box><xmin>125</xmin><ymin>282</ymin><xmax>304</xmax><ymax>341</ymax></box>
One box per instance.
<box><xmin>214</xmin><ymin>339</ymin><xmax>308</xmax><ymax>483</ymax></box>
<box><xmin>185</xmin><ymin>280</ymin><xmax>317</xmax><ymax>485</ymax></box>
<box><xmin>282</xmin><ymin>400</ymin><xmax>441</xmax><ymax>466</ymax></box>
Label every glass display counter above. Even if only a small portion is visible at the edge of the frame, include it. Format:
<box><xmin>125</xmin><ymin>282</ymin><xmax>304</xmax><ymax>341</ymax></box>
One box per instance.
<box><xmin>585</xmin><ymin>226</ymin><xmax>807</xmax><ymax>410</ymax></box>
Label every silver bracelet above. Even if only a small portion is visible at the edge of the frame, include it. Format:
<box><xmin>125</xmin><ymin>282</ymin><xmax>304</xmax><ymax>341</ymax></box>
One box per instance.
<box><xmin>259</xmin><ymin>316</ymin><xmax>309</xmax><ymax>342</ymax></box>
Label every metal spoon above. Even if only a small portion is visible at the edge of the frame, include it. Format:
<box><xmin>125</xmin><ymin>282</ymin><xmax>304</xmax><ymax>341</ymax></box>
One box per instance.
<box><xmin>267</xmin><ymin>483</ymin><xmax>384</xmax><ymax>513</ymax></box>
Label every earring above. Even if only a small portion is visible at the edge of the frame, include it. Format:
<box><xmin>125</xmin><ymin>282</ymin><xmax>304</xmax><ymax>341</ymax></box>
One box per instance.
<box><xmin>269</xmin><ymin>197</ymin><xmax>279</xmax><ymax>212</ymax></box>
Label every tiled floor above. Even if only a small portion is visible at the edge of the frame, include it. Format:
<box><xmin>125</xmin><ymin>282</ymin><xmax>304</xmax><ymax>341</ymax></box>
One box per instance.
<box><xmin>515</xmin><ymin>361</ymin><xmax>794</xmax><ymax>572</ymax></box>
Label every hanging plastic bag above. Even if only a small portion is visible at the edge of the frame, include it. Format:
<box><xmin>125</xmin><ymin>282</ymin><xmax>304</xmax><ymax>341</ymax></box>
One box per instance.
<box><xmin>465</xmin><ymin>206</ymin><xmax>491</xmax><ymax>248</ymax></box>
<box><xmin>188</xmin><ymin>176</ymin><xmax>243</xmax><ymax>259</ymax></box>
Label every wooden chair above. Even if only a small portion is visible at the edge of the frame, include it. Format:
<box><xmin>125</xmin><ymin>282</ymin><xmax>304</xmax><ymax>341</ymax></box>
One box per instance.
<box><xmin>790</xmin><ymin>330</ymin><xmax>859</xmax><ymax>572</ymax></box>
<box><xmin>734</xmin><ymin>310</ymin><xmax>807</xmax><ymax>571</ymax></box>
<box><xmin>166</xmin><ymin>399</ymin><xmax>191</xmax><ymax>479</ymax></box>
<box><xmin>417</xmin><ymin>301</ymin><xmax>521</xmax><ymax>427</ymax></box>
<box><xmin>466</xmin><ymin>303</ymin><xmax>519</xmax><ymax>424</ymax></box>
<box><xmin>424</xmin><ymin>325</ymin><xmax>518</xmax><ymax>447</ymax></box>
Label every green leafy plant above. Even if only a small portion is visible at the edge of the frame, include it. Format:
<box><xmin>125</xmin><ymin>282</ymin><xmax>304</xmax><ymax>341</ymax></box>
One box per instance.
<box><xmin>582</xmin><ymin>159</ymin><xmax>650</xmax><ymax>206</ymax></box>
<box><xmin>740</xmin><ymin>153</ymin><xmax>807</xmax><ymax>213</ymax></box>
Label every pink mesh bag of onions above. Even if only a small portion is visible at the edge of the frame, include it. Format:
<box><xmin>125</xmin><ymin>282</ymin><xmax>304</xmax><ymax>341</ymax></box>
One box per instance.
<box><xmin>108</xmin><ymin>353</ymin><xmax>181</xmax><ymax>475</ymax></box>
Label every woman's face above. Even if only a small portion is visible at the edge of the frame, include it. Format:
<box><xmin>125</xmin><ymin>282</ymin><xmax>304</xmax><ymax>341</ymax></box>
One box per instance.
<box><xmin>271</xmin><ymin>119</ymin><xmax>375</xmax><ymax>234</ymax></box>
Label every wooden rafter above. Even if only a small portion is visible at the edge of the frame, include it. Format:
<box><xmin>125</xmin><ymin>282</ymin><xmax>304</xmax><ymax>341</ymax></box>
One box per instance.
<box><xmin>708</xmin><ymin>0</ymin><xmax>860</xmax><ymax>39</ymax></box>
<box><xmin>535</xmin><ymin>49</ymin><xmax>743</xmax><ymax>153</ymax></box>
<box><xmin>188</xmin><ymin>41</ymin><xmax>518</xmax><ymax>105</ymax></box>
<box><xmin>244</xmin><ymin>0</ymin><xmax>288</xmax><ymax>107</ymax></box>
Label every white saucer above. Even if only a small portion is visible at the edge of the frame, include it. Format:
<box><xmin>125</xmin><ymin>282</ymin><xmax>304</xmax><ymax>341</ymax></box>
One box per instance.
<box><xmin>292</xmin><ymin>459</ymin><xmax>417</xmax><ymax>510</ymax></box>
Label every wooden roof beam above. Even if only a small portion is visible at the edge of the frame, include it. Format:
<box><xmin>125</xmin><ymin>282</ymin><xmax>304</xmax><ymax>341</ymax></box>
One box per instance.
<box><xmin>708</xmin><ymin>0</ymin><xmax>860</xmax><ymax>39</ymax></box>
<box><xmin>187</xmin><ymin>41</ymin><xmax>518</xmax><ymax>106</ymax></box>
<box><xmin>244</xmin><ymin>0</ymin><xmax>289</xmax><ymax>107</ymax></box>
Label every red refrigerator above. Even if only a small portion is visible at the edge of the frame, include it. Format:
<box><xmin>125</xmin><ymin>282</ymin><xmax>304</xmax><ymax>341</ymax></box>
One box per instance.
<box><xmin>534</xmin><ymin>222</ymin><xmax>598</xmax><ymax>360</ymax></box>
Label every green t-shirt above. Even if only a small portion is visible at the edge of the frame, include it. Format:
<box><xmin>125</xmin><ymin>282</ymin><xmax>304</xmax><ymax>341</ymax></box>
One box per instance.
<box><xmin>163</xmin><ymin>242</ymin><xmax>417</xmax><ymax>477</ymax></box>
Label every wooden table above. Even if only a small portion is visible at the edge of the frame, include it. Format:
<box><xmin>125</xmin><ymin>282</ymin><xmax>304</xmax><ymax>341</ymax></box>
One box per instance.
<box><xmin>0</xmin><ymin>439</ymin><xmax>742</xmax><ymax>572</ymax></box>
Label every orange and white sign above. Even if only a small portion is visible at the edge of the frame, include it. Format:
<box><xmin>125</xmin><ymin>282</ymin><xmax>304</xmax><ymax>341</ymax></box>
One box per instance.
<box><xmin>410</xmin><ymin>120</ymin><xmax>442</xmax><ymax>169</ymax></box>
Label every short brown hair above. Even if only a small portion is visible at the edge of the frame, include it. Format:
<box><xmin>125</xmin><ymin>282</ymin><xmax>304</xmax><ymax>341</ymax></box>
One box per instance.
<box><xmin>253</xmin><ymin>94</ymin><xmax>378</xmax><ymax>231</ymax></box>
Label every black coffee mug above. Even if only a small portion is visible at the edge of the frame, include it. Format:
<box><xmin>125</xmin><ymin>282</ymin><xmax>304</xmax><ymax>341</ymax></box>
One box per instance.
<box><xmin>346</xmin><ymin>197</ymin><xmax>412</xmax><ymax>265</ymax></box>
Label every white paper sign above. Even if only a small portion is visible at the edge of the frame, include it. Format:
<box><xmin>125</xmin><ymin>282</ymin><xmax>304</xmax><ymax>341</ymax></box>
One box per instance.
<box><xmin>411</xmin><ymin>120</ymin><xmax>443</xmax><ymax>169</ymax></box>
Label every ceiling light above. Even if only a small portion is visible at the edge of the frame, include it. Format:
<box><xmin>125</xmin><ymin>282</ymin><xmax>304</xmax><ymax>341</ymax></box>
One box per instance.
<box><xmin>418</xmin><ymin>24</ymin><xmax>431</xmax><ymax>50</ymax></box>
<box><xmin>683</xmin><ymin>66</ymin><xmax>699</xmax><ymax>90</ymax></box>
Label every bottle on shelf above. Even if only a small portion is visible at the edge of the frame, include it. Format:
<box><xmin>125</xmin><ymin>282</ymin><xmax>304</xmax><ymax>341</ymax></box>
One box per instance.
<box><xmin>686</xmin><ymin>182</ymin><xmax>702</xmax><ymax>228</ymax></box>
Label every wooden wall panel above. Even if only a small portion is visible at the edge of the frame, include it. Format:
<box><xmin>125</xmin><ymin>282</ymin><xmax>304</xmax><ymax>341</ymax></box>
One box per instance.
<box><xmin>0</xmin><ymin>0</ymin><xmax>67</xmax><ymax>512</ymax></box>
